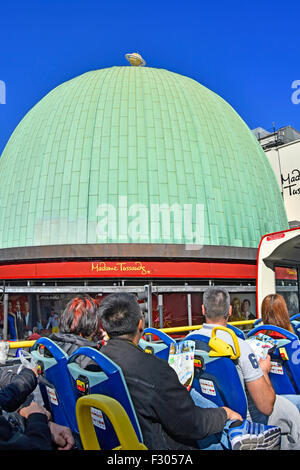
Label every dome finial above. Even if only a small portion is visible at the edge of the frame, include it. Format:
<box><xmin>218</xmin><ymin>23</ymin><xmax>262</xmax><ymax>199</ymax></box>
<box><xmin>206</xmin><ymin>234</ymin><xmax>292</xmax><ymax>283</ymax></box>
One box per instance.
<box><xmin>125</xmin><ymin>52</ymin><xmax>146</xmax><ymax>67</ymax></box>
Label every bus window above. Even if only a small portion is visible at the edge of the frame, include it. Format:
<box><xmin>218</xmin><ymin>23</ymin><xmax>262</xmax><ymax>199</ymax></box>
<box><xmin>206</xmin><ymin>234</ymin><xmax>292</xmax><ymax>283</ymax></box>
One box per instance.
<box><xmin>275</xmin><ymin>266</ymin><xmax>299</xmax><ymax>316</ymax></box>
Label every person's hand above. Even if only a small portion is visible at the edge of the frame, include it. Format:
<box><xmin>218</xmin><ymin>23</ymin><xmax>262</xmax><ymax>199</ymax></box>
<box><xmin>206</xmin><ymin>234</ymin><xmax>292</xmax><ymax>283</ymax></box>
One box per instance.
<box><xmin>259</xmin><ymin>354</ymin><xmax>271</xmax><ymax>374</ymax></box>
<box><xmin>19</xmin><ymin>401</ymin><xmax>51</xmax><ymax>420</ymax></box>
<box><xmin>49</xmin><ymin>422</ymin><xmax>74</xmax><ymax>450</ymax></box>
<box><xmin>222</xmin><ymin>407</ymin><xmax>243</xmax><ymax>422</ymax></box>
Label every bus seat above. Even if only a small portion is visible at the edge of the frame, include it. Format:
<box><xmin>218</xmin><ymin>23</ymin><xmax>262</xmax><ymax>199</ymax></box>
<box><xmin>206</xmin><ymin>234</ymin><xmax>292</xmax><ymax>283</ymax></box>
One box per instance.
<box><xmin>247</xmin><ymin>325</ymin><xmax>300</xmax><ymax>395</ymax></box>
<box><xmin>289</xmin><ymin>315</ymin><xmax>300</xmax><ymax>339</ymax></box>
<box><xmin>227</xmin><ymin>323</ymin><xmax>246</xmax><ymax>340</ymax></box>
<box><xmin>290</xmin><ymin>314</ymin><xmax>300</xmax><ymax>322</ymax></box>
<box><xmin>76</xmin><ymin>394</ymin><xmax>147</xmax><ymax>450</ymax></box>
<box><xmin>139</xmin><ymin>327</ymin><xmax>176</xmax><ymax>360</ymax></box>
<box><xmin>187</xmin><ymin>327</ymin><xmax>248</xmax><ymax>419</ymax></box>
<box><xmin>30</xmin><ymin>337</ymin><xmax>78</xmax><ymax>431</ymax></box>
<box><xmin>253</xmin><ymin>318</ymin><xmax>263</xmax><ymax>328</ymax></box>
<box><xmin>291</xmin><ymin>321</ymin><xmax>300</xmax><ymax>340</ymax></box>
<box><xmin>67</xmin><ymin>347</ymin><xmax>144</xmax><ymax>450</ymax></box>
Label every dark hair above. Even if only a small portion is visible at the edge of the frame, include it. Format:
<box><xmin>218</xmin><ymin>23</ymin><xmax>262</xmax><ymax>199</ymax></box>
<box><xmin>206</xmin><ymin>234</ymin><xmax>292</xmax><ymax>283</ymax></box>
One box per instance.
<box><xmin>203</xmin><ymin>287</ymin><xmax>230</xmax><ymax>320</ymax></box>
<box><xmin>99</xmin><ymin>293</ymin><xmax>142</xmax><ymax>338</ymax></box>
<box><xmin>59</xmin><ymin>295</ymin><xmax>101</xmax><ymax>338</ymax></box>
<box><xmin>241</xmin><ymin>299</ymin><xmax>251</xmax><ymax>311</ymax></box>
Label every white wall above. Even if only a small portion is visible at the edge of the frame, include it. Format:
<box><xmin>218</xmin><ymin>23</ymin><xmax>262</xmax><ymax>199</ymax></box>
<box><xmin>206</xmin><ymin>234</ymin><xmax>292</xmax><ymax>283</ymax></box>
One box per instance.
<box><xmin>265</xmin><ymin>140</ymin><xmax>300</xmax><ymax>223</ymax></box>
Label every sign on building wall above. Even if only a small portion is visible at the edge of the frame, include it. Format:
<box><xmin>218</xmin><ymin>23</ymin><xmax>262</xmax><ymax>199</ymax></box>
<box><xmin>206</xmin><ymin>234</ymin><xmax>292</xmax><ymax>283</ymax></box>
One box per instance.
<box><xmin>265</xmin><ymin>141</ymin><xmax>300</xmax><ymax>223</ymax></box>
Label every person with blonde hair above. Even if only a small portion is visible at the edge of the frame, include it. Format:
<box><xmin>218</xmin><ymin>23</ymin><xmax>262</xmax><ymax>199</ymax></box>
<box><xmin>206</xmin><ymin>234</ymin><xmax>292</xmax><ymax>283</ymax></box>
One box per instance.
<box><xmin>261</xmin><ymin>294</ymin><xmax>294</xmax><ymax>334</ymax></box>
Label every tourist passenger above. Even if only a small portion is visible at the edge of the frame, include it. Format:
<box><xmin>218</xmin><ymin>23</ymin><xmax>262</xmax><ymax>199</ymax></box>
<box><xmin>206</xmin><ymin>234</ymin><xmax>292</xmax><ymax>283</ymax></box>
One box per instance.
<box><xmin>47</xmin><ymin>295</ymin><xmax>107</xmax><ymax>368</ymax></box>
<box><xmin>261</xmin><ymin>294</ymin><xmax>294</xmax><ymax>334</ymax></box>
<box><xmin>186</xmin><ymin>286</ymin><xmax>300</xmax><ymax>450</ymax></box>
<box><xmin>0</xmin><ymin>366</ymin><xmax>74</xmax><ymax>450</ymax></box>
<box><xmin>99</xmin><ymin>292</ymin><xmax>280</xmax><ymax>450</ymax></box>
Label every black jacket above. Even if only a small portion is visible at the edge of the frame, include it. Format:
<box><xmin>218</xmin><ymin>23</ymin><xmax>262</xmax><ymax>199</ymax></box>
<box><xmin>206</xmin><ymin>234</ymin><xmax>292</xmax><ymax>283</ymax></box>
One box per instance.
<box><xmin>0</xmin><ymin>413</ymin><xmax>51</xmax><ymax>450</ymax></box>
<box><xmin>0</xmin><ymin>368</ymin><xmax>52</xmax><ymax>450</ymax></box>
<box><xmin>0</xmin><ymin>368</ymin><xmax>37</xmax><ymax>412</ymax></box>
<box><xmin>101</xmin><ymin>338</ymin><xmax>227</xmax><ymax>450</ymax></box>
<box><xmin>49</xmin><ymin>332</ymin><xmax>101</xmax><ymax>369</ymax></box>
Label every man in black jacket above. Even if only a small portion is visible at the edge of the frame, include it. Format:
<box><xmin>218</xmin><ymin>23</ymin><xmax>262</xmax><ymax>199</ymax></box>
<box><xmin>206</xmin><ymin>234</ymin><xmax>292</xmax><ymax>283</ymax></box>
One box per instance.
<box><xmin>99</xmin><ymin>293</ymin><xmax>281</xmax><ymax>450</ymax></box>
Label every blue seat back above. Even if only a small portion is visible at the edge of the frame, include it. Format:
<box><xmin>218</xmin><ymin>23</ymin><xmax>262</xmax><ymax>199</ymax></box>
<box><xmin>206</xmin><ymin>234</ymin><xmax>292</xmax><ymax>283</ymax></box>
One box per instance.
<box><xmin>227</xmin><ymin>324</ymin><xmax>246</xmax><ymax>340</ymax></box>
<box><xmin>187</xmin><ymin>333</ymin><xmax>248</xmax><ymax>419</ymax></box>
<box><xmin>30</xmin><ymin>337</ymin><xmax>78</xmax><ymax>431</ymax></box>
<box><xmin>247</xmin><ymin>325</ymin><xmax>300</xmax><ymax>394</ymax></box>
<box><xmin>290</xmin><ymin>315</ymin><xmax>300</xmax><ymax>339</ymax></box>
<box><xmin>67</xmin><ymin>347</ymin><xmax>143</xmax><ymax>450</ymax></box>
<box><xmin>290</xmin><ymin>314</ymin><xmax>300</xmax><ymax>322</ymax></box>
<box><xmin>291</xmin><ymin>321</ymin><xmax>300</xmax><ymax>340</ymax></box>
<box><xmin>139</xmin><ymin>327</ymin><xmax>176</xmax><ymax>360</ymax></box>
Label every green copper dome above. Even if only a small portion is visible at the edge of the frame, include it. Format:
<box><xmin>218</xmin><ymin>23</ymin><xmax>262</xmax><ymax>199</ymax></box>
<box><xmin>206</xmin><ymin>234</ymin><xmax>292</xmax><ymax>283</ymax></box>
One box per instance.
<box><xmin>0</xmin><ymin>66</ymin><xmax>288</xmax><ymax>249</ymax></box>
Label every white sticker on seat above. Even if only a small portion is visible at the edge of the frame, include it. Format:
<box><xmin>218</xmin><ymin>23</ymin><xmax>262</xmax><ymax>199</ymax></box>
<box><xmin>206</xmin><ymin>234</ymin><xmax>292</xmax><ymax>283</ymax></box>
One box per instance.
<box><xmin>199</xmin><ymin>379</ymin><xmax>216</xmax><ymax>396</ymax></box>
<box><xmin>46</xmin><ymin>387</ymin><xmax>58</xmax><ymax>405</ymax></box>
<box><xmin>270</xmin><ymin>361</ymin><xmax>284</xmax><ymax>375</ymax></box>
<box><xmin>91</xmin><ymin>407</ymin><xmax>106</xmax><ymax>430</ymax></box>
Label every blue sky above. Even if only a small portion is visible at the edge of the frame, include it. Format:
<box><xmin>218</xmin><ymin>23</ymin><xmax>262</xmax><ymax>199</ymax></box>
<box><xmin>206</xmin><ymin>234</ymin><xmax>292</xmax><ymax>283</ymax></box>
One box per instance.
<box><xmin>0</xmin><ymin>0</ymin><xmax>299</xmax><ymax>155</ymax></box>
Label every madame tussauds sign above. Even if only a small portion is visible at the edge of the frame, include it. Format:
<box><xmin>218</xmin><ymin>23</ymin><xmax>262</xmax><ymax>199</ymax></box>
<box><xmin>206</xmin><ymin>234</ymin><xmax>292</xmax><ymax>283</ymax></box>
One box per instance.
<box><xmin>282</xmin><ymin>168</ymin><xmax>300</xmax><ymax>196</ymax></box>
<box><xmin>280</xmin><ymin>163</ymin><xmax>300</xmax><ymax>223</ymax></box>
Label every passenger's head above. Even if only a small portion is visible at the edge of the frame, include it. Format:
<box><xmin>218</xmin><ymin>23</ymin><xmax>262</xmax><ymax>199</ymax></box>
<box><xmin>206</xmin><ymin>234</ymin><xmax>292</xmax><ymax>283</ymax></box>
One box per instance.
<box><xmin>99</xmin><ymin>293</ymin><xmax>144</xmax><ymax>342</ymax></box>
<box><xmin>261</xmin><ymin>294</ymin><xmax>294</xmax><ymax>333</ymax></box>
<box><xmin>202</xmin><ymin>287</ymin><xmax>231</xmax><ymax>323</ymax></box>
<box><xmin>59</xmin><ymin>295</ymin><xmax>102</xmax><ymax>339</ymax></box>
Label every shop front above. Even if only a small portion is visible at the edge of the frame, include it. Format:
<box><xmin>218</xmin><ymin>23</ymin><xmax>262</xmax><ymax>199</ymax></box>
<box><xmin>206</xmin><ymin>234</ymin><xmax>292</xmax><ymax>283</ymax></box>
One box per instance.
<box><xmin>0</xmin><ymin>252</ymin><xmax>258</xmax><ymax>339</ymax></box>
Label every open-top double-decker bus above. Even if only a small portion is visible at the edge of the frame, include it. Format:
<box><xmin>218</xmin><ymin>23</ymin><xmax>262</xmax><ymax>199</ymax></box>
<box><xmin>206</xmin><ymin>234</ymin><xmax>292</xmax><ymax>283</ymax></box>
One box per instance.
<box><xmin>256</xmin><ymin>226</ymin><xmax>300</xmax><ymax>318</ymax></box>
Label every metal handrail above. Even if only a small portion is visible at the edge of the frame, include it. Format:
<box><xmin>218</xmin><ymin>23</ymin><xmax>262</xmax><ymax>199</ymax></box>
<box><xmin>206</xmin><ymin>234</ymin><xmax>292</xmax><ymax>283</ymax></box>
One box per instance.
<box><xmin>158</xmin><ymin>319</ymin><xmax>256</xmax><ymax>335</ymax></box>
<box><xmin>6</xmin><ymin>340</ymin><xmax>36</xmax><ymax>349</ymax></box>
<box><xmin>5</xmin><ymin>320</ymin><xmax>257</xmax><ymax>348</ymax></box>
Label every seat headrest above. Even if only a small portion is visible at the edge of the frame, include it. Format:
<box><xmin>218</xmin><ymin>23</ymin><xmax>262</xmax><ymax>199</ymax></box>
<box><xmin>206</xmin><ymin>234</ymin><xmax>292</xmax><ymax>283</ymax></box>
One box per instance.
<box><xmin>208</xmin><ymin>326</ymin><xmax>240</xmax><ymax>360</ymax></box>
